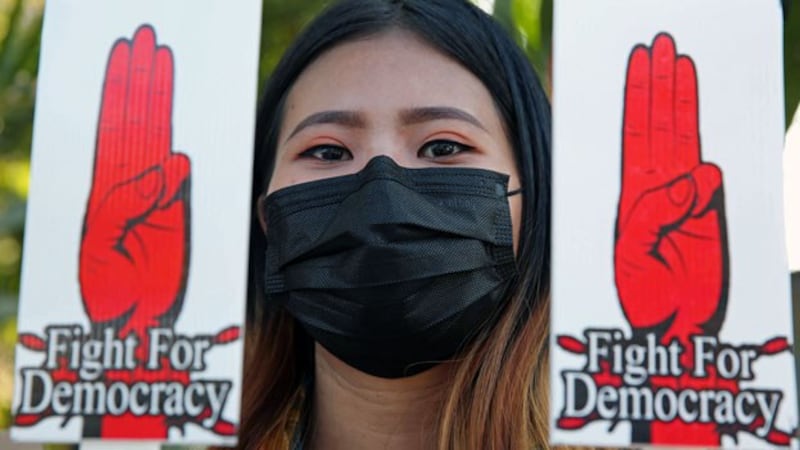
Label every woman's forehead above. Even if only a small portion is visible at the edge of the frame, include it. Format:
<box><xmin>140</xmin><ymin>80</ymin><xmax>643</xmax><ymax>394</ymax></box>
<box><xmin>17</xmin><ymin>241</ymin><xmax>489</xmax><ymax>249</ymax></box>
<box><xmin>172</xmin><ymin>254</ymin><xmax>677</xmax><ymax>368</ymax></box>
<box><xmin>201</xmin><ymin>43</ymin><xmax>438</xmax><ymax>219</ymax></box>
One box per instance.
<box><xmin>279</xmin><ymin>29</ymin><xmax>504</xmax><ymax>136</ymax></box>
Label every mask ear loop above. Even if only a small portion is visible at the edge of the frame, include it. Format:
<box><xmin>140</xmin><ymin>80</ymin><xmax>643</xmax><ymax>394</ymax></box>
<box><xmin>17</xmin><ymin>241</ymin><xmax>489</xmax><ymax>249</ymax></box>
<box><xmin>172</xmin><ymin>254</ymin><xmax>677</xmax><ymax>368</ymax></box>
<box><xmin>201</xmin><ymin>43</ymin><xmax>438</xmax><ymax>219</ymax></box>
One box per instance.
<box><xmin>506</xmin><ymin>187</ymin><xmax>523</xmax><ymax>197</ymax></box>
<box><xmin>256</xmin><ymin>193</ymin><xmax>269</xmax><ymax>233</ymax></box>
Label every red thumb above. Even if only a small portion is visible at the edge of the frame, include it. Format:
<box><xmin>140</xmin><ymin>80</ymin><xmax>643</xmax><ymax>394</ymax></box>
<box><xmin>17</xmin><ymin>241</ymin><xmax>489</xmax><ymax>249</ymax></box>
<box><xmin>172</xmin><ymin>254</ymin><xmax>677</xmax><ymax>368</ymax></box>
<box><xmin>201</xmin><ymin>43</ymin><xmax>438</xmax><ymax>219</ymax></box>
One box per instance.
<box><xmin>689</xmin><ymin>163</ymin><xmax>723</xmax><ymax>217</ymax></box>
<box><xmin>618</xmin><ymin>175</ymin><xmax>697</xmax><ymax>247</ymax></box>
<box><xmin>158</xmin><ymin>153</ymin><xmax>190</xmax><ymax>208</ymax></box>
<box><xmin>84</xmin><ymin>168</ymin><xmax>165</xmax><ymax>246</ymax></box>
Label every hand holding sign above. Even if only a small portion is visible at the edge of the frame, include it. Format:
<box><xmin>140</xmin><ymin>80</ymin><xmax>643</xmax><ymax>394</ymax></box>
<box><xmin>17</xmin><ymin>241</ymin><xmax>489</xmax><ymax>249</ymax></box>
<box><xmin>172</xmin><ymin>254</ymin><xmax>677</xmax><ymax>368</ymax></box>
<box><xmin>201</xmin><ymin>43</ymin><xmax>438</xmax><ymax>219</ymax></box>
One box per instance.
<box><xmin>79</xmin><ymin>25</ymin><xmax>190</xmax><ymax>337</ymax></box>
<box><xmin>615</xmin><ymin>33</ymin><xmax>728</xmax><ymax>342</ymax></box>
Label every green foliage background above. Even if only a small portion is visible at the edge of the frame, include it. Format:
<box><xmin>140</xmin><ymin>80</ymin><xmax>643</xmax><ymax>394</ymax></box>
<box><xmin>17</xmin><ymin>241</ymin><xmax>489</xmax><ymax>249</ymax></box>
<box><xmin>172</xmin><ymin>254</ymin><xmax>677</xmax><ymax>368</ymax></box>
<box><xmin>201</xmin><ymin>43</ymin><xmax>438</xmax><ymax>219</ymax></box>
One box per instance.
<box><xmin>0</xmin><ymin>0</ymin><xmax>797</xmax><ymax>438</ymax></box>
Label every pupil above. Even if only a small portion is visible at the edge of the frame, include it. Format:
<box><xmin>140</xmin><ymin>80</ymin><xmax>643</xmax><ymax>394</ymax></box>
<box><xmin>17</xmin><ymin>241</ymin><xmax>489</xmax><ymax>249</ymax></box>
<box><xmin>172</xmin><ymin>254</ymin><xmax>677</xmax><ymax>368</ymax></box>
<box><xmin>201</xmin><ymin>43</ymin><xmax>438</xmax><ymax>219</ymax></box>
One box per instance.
<box><xmin>433</xmin><ymin>143</ymin><xmax>453</xmax><ymax>156</ymax></box>
<box><xmin>320</xmin><ymin>148</ymin><xmax>341</xmax><ymax>160</ymax></box>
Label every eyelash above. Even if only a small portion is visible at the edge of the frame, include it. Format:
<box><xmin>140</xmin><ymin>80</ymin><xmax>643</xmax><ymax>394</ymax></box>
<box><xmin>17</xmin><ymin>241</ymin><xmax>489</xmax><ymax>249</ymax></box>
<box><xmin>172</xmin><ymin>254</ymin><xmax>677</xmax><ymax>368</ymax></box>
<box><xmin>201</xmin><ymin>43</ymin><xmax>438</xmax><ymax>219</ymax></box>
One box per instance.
<box><xmin>298</xmin><ymin>140</ymin><xmax>474</xmax><ymax>162</ymax></box>
<box><xmin>417</xmin><ymin>140</ymin><xmax>474</xmax><ymax>159</ymax></box>
<box><xmin>298</xmin><ymin>145</ymin><xmax>353</xmax><ymax>161</ymax></box>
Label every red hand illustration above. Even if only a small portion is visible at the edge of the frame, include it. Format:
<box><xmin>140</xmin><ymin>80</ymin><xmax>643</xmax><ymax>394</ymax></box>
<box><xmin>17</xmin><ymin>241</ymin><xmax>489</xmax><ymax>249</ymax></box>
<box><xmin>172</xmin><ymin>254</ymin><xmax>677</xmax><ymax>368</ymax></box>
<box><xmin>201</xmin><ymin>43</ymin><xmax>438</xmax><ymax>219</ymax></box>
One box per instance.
<box><xmin>80</xmin><ymin>25</ymin><xmax>190</xmax><ymax>337</ymax></box>
<box><xmin>79</xmin><ymin>24</ymin><xmax>190</xmax><ymax>437</ymax></box>
<box><xmin>616</xmin><ymin>32</ymin><xmax>727</xmax><ymax>445</ymax></box>
<box><xmin>616</xmin><ymin>33</ymin><xmax>728</xmax><ymax>344</ymax></box>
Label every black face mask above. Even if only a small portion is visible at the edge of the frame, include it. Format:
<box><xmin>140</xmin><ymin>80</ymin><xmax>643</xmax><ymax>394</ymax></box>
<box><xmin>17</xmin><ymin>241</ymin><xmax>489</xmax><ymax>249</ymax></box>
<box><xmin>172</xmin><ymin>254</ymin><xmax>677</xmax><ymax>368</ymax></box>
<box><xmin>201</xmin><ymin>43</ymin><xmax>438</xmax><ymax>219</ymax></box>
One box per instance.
<box><xmin>262</xmin><ymin>156</ymin><xmax>518</xmax><ymax>378</ymax></box>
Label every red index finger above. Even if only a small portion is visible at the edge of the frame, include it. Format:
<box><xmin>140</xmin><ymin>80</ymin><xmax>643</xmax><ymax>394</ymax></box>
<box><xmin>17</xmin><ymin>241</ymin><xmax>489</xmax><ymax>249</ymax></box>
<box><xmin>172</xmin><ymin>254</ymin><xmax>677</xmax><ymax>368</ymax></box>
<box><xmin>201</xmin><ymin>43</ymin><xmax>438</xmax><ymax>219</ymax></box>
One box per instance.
<box><xmin>650</xmin><ymin>33</ymin><xmax>677</xmax><ymax>174</ymax></box>
<box><xmin>123</xmin><ymin>25</ymin><xmax>157</xmax><ymax>174</ymax></box>
<box><xmin>146</xmin><ymin>46</ymin><xmax>174</xmax><ymax>157</ymax></box>
<box><xmin>620</xmin><ymin>45</ymin><xmax>651</xmax><ymax>225</ymax></box>
<box><xmin>96</xmin><ymin>39</ymin><xmax>131</xmax><ymax>180</ymax></box>
<box><xmin>675</xmin><ymin>55</ymin><xmax>700</xmax><ymax>171</ymax></box>
<box><xmin>622</xmin><ymin>45</ymin><xmax>651</xmax><ymax>178</ymax></box>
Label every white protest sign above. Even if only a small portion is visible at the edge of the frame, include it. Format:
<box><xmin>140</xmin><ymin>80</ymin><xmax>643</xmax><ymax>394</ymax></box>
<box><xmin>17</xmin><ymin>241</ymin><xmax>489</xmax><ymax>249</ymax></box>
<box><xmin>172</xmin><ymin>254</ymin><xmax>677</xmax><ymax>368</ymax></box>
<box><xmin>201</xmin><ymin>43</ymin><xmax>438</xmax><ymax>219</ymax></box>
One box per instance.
<box><xmin>11</xmin><ymin>1</ymin><xmax>261</xmax><ymax>445</ymax></box>
<box><xmin>551</xmin><ymin>1</ymin><xmax>797</xmax><ymax>447</ymax></box>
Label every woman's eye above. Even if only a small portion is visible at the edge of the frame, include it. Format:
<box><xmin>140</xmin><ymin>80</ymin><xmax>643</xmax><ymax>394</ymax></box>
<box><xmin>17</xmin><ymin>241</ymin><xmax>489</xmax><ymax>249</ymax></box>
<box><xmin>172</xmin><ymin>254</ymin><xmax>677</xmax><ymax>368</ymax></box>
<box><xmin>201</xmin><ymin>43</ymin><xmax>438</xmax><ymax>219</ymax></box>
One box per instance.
<box><xmin>299</xmin><ymin>145</ymin><xmax>353</xmax><ymax>161</ymax></box>
<box><xmin>418</xmin><ymin>140</ymin><xmax>473</xmax><ymax>159</ymax></box>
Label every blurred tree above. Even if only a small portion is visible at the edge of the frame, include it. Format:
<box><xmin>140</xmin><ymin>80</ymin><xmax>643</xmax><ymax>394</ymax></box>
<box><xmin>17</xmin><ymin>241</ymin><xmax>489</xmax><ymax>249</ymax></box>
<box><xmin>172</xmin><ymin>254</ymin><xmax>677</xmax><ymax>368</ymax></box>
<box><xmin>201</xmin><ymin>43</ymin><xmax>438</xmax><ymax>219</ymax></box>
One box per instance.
<box><xmin>0</xmin><ymin>0</ymin><xmax>42</xmax><ymax>431</ymax></box>
<box><xmin>507</xmin><ymin>0</ymin><xmax>552</xmax><ymax>90</ymax></box>
<box><xmin>0</xmin><ymin>0</ymin><xmax>39</xmax><ymax>313</ymax></box>
<box><xmin>258</xmin><ymin>0</ymin><xmax>328</xmax><ymax>93</ymax></box>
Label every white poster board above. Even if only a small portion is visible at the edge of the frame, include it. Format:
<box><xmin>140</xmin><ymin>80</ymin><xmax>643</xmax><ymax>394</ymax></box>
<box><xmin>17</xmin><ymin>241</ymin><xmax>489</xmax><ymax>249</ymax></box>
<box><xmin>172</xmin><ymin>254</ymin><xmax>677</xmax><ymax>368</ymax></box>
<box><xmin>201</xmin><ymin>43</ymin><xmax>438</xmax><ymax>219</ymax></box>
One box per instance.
<box><xmin>551</xmin><ymin>1</ymin><xmax>798</xmax><ymax>447</ymax></box>
<box><xmin>11</xmin><ymin>1</ymin><xmax>262</xmax><ymax>445</ymax></box>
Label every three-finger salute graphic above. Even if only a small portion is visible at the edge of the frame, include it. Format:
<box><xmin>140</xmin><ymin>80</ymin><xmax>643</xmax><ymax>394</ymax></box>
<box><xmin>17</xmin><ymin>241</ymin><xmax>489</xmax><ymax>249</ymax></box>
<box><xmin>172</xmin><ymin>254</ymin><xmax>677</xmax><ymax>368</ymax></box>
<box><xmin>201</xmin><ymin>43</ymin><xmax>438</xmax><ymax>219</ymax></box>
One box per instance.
<box><xmin>616</xmin><ymin>33</ymin><xmax>727</xmax><ymax>346</ymax></box>
<box><xmin>81</xmin><ymin>25</ymin><xmax>190</xmax><ymax>344</ymax></box>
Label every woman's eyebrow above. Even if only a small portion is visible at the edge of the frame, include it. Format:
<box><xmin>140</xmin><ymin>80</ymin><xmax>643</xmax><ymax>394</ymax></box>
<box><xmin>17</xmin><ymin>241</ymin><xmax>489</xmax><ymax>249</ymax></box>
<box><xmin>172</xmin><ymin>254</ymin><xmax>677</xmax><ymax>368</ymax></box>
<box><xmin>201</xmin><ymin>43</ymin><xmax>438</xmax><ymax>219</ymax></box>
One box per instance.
<box><xmin>286</xmin><ymin>110</ymin><xmax>366</xmax><ymax>142</ymax></box>
<box><xmin>399</xmin><ymin>106</ymin><xmax>487</xmax><ymax>131</ymax></box>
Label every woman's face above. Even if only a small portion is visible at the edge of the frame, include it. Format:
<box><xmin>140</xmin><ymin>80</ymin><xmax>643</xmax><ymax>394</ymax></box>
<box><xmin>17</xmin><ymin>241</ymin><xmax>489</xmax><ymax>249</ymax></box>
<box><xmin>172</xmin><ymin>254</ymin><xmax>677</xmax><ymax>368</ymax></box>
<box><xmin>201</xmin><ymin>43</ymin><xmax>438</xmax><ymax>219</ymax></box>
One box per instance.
<box><xmin>268</xmin><ymin>29</ymin><xmax>522</xmax><ymax>248</ymax></box>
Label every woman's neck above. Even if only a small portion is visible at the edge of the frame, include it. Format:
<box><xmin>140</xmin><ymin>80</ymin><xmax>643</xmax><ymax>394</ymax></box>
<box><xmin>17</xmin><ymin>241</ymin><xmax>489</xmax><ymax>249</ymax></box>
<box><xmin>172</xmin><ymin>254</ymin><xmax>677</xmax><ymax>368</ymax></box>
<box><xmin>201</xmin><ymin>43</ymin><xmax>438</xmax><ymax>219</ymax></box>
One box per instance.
<box><xmin>308</xmin><ymin>344</ymin><xmax>452</xmax><ymax>450</ymax></box>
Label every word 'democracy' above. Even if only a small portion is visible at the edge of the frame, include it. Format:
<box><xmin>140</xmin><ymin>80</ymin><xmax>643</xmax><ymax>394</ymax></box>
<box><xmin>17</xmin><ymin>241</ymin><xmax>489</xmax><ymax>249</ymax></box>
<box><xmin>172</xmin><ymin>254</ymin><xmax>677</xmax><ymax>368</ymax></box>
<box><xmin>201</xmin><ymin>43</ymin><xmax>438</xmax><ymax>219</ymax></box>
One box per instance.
<box><xmin>15</xmin><ymin>324</ymin><xmax>240</xmax><ymax>434</ymax></box>
<box><xmin>557</xmin><ymin>328</ymin><xmax>791</xmax><ymax>440</ymax></box>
